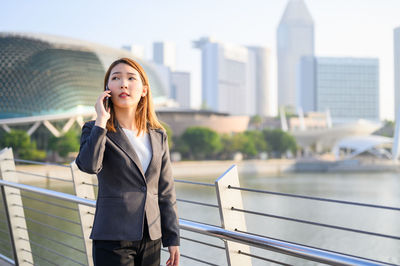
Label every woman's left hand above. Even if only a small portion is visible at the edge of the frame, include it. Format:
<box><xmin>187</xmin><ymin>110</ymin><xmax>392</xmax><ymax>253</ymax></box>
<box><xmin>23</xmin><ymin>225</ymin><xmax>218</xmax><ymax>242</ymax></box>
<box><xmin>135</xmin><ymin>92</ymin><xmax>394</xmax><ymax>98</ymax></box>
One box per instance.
<box><xmin>166</xmin><ymin>246</ymin><xmax>180</xmax><ymax>266</ymax></box>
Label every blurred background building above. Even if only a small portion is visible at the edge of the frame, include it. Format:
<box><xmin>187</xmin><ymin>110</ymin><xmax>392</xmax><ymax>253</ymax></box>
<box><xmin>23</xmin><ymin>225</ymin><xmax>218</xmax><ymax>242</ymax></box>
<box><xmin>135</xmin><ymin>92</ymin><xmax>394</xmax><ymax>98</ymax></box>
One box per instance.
<box><xmin>298</xmin><ymin>57</ymin><xmax>380</xmax><ymax>123</ymax></box>
<box><xmin>193</xmin><ymin>37</ymin><xmax>271</xmax><ymax>116</ymax></box>
<box><xmin>277</xmin><ymin>0</ymin><xmax>314</xmax><ymax>111</ymax></box>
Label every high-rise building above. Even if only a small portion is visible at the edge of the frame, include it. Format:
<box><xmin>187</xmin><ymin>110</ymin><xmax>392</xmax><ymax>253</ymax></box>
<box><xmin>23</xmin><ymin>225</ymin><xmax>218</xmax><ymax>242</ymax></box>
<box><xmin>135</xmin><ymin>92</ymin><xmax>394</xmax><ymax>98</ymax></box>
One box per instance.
<box><xmin>298</xmin><ymin>57</ymin><xmax>380</xmax><ymax>122</ymax></box>
<box><xmin>153</xmin><ymin>42</ymin><xmax>176</xmax><ymax>71</ymax></box>
<box><xmin>394</xmin><ymin>27</ymin><xmax>400</xmax><ymax>121</ymax></box>
<box><xmin>194</xmin><ymin>37</ymin><xmax>270</xmax><ymax>116</ymax></box>
<box><xmin>247</xmin><ymin>47</ymin><xmax>271</xmax><ymax>116</ymax></box>
<box><xmin>277</xmin><ymin>0</ymin><xmax>314</xmax><ymax>110</ymax></box>
<box><xmin>171</xmin><ymin>72</ymin><xmax>191</xmax><ymax>108</ymax></box>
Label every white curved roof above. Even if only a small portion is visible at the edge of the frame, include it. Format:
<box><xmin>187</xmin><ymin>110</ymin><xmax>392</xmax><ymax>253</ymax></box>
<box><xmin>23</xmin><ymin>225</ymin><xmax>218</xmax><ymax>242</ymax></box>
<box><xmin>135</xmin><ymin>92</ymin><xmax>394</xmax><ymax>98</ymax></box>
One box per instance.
<box><xmin>333</xmin><ymin>135</ymin><xmax>393</xmax><ymax>159</ymax></box>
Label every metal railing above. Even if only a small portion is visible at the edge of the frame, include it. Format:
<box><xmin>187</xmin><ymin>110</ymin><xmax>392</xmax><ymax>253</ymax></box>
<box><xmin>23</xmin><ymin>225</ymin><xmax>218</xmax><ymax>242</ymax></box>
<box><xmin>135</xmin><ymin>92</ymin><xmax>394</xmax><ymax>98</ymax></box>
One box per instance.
<box><xmin>0</xmin><ymin>179</ymin><xmax>395</xmax><ymax>266</ymax></box>
<box><xmin>0</xmin><ymin>147</ymin><xmax>398</xmax><ymax>265</ymax></box>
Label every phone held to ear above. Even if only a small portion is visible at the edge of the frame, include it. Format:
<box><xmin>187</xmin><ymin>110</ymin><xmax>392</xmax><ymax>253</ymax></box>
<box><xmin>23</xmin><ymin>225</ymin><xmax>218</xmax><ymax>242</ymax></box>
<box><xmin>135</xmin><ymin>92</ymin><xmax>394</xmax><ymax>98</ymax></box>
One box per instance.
<box><xmin>104</xmin><ymin>86</ymin><xmax>111</xmax><ymax>110</ymax></box>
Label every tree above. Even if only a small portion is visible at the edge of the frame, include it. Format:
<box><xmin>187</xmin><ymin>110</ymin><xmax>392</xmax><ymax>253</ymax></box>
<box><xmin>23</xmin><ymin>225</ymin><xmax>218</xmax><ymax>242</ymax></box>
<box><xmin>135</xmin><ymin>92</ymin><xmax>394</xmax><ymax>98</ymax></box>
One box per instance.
<box><xmin>48</xmin><ymin>130</ymin><xmax>80</xmax><ymax>158</ymax></box>
<box><xmin>0</xmin><ymin>130</ymin><xmax>46</xmax><ymax>160</ymax></box>
<box><xmin>231</xmin><ymin>133</ymin><xmax>257</xmax><ymax>158</ymax></box>
<box><xmin>262</xmin><ymin>129</ymin><xmax>297</xmax><ymax>158</ymax></box>
<box><xmin>180</xmin><ymin>127</ymin><xmax>222</xmax><ymax>160</ymax></box>
<box><xmin>244</xmin><ymin>130</ymin><xmax>268</xmax><ymax>154</ymax></box>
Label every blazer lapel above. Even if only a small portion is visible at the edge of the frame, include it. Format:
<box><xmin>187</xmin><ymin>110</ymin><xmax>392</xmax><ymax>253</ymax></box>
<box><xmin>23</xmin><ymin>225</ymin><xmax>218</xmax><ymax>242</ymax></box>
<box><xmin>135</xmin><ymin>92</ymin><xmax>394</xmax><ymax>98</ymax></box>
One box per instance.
<box><xmin>144</xmin><ymin>128</ymin><xmax>160</xmax><ymax>178</ymax></box>
<box><xmin>106</xmin><ymin>120</ymin><xmax>145</xmax><ymax>180</ymax></box>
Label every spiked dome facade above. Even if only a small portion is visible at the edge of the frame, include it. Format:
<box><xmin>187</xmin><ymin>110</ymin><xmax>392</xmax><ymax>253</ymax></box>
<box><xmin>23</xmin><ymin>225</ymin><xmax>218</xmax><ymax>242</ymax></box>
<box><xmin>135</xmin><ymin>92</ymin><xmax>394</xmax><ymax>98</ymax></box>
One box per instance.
<box><xmin>0</xmin><ymin>33</ymin><xmax>167</xmax><ymax>118</ymax></box>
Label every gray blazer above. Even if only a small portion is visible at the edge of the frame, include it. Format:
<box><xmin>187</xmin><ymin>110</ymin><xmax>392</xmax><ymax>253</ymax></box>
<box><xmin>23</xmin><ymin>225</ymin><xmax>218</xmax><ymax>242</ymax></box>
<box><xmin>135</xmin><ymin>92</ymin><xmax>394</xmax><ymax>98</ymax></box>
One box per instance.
<box><xmin>75</xmin><ymin>120</ymin><xmax>179</xmax><ymax>247</ymax></box>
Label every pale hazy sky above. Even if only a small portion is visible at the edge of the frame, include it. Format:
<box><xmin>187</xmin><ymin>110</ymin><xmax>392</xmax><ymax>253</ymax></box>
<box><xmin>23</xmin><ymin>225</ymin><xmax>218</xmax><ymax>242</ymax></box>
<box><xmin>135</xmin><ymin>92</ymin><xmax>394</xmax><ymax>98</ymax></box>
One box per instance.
<box><xmin>2</xmin><ymin>0</ymin><xmax>400</xmax><ymax>120</ymax></box>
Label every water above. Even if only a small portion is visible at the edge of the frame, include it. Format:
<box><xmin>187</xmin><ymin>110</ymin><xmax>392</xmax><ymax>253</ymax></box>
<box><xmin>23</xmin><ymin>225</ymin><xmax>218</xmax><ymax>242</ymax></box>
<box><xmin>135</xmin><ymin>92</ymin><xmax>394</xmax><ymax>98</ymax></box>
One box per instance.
<box><xmin>1</xmin><ymin>168</ymin><xmax>400</xmax><ymax>265</ymax></box>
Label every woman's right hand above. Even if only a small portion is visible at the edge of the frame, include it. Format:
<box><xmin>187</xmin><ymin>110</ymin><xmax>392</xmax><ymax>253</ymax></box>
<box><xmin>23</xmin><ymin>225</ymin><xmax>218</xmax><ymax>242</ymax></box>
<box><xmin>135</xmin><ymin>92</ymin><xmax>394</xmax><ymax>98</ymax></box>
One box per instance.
<box><xmin>94</xmin><ymin>90</ymin><xmax>111</xmax><ymax>128</ymax></box>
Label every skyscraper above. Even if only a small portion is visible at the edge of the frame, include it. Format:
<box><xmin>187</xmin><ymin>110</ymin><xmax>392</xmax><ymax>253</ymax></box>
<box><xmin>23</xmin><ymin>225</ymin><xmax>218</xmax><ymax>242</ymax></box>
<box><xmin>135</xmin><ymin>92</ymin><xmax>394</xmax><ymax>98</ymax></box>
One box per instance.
<box><xmin>298</xmin><ymin>57</ymin><xmax>380</xmax><ymax>122</ymax></box>
<box><xmin>194</xmin><ymin>37</ymin><xmax>253</xmax><ymax>115</ymax></box>
<box><xmin>248</xmin><ymin>46</ymin><xmax>271</xmax><ymax>116</ymax></box>
<box><xmin>394</xmin><ymin>27</ymin><xmax>400</xmax><ymax>121</ymax></box>
<box><xmin>171</xmin><ymin>72</ymin><xmax>191</xmax><ymax>108</ymax></box>
<box><xmin>194</xmin><ymin>37</ymin><xmax>270</xmax><ymax>116</ymax></box>
<box><xmin>277</xmin><ymin>0</ymin><xmax>314</xmax><ymax>110</ymax></box>
<box><xmin>153</xmin><ymin>42</ymin><xmax>176</xmax><ymax>71</ymax></box>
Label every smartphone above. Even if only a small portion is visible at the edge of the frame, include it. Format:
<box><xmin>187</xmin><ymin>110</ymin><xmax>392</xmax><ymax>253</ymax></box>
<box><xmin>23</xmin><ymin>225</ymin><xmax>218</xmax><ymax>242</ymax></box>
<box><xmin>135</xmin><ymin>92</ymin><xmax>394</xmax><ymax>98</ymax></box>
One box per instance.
<box><xmin>104</xmin><ymin>85</ymin><xmax>111</xmax><ymax>110</ymax></box>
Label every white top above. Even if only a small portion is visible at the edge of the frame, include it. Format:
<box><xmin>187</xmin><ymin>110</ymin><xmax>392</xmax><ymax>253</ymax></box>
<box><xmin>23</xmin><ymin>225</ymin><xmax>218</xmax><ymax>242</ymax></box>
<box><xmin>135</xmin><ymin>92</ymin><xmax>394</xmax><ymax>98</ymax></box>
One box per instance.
<box><xmin>122</xmin><ymin>128</ymin><xmax>152</xmax><ymax>173</ymax></box>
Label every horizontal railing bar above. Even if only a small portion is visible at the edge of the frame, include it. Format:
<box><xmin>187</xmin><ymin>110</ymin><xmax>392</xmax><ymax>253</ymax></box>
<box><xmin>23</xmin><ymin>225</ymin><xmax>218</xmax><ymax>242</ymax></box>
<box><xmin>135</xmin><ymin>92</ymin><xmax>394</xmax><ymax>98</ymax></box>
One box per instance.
<box><xmin>238</xmin><ymin>250</ymin><xmax>292</xmax><ymax>266</ymax></box>
<box><xmin>8</xmin><ymin>170</ymin><xmax>73</xmax><ymax>183</ymax></box>
<box><xmin>228</xmin><ymin>185</ymin><xmax>400</xmax><ymax>211</ymax></box>
<box><xmin>13</xmin><ymin>158</ymin><xmax>70</xmax><ymax>168</ymax></box>
<box><xmin>0</xmin><ymin>244</ymin><xmax>11</xmax><ymax>251</ymax></box>
<box><xmin>82</xmin><ymin>182</ymin><xmax>98</xmax><ymax>187</ymax></box>
<box><xmin>22</xmin><ymin>248</ymin><xmax>58</xmax><ymax>266</ymax></box>
<box><xmin>16</xmin><ymin>192</ymin><xmax>79</xmax><ymax>211</ymax></box>
<box><xmin>0</xmin><ymin>238</ymin><xmax>9</xmax><ymax>245</ymax></box>
<box><xmin>180</xmin><ymin>218</ymin><xmax>220</xmax><ymax>228</ymax></box>
<box><xmin>0</xmin><ymin>180</ymin><xmax>96</xmax><ymax>208</ymax></box>
<box><xmin>14</xmin><ymin>204</ymin><xmax>80</xmax><ymax>225</ymax></box>
<box><xmin>161</xmin><ymin>248</ymin><xmax>218</xmax><ymax>266</ymax></box>
<box><xmin>180</xmin><ymin>236</ymin><xmax>225</xmax><ymax>250</ymax></box>
<box><xmin>17</xmin><ymin>216</ymin><xmax>83</xmax><ymax>239</ymax></box>
<box><xmin>17</xmin><ymin>226</ymin><xmax>86</xmax><ymax>254</ymax></box>
<box><xmin>177</xmin><ymin>198</ymin><xmax>219</xmax><ymax>208</ymax></box>
<box><xmin>180</xmin><ymin>219</ymin><xmax>391</xmax><ymax>266</ymax></box>
<box><xmin>0</xmin><ymin>230</ymin><xmax>9</xmax><ymax>237</ymax></box>
<box><xmin>232</xmin><ymin>207</ymin><xmax>400</xmax><ymax>241</ymax></box>
<box><xmin>235</xmin><ymin>229</ymin><xmax>395</xmax><ymax>266</ymax></box>
<box><xmin>20</xmin><ymin>237</ymin><xmax>85</xmax><ymax>265</ymax></box>
<box><xmin>174</xmin><ymin>179</ymin><xmax>214</xmax><ymax>187</ymax></box>
<box><xmin>0</xmin><ymin>252</ymin><xmax>14</xmax><ymax>265</ymax></box>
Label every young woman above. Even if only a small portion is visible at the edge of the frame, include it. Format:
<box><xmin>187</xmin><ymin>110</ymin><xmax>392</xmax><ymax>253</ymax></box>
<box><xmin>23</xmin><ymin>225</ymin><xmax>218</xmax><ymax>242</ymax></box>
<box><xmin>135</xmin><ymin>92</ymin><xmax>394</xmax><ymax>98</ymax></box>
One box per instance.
<box><xmin>76</xmin><ymin>58</ymin><xmax>180</xmax><ymax>266</ymax></box>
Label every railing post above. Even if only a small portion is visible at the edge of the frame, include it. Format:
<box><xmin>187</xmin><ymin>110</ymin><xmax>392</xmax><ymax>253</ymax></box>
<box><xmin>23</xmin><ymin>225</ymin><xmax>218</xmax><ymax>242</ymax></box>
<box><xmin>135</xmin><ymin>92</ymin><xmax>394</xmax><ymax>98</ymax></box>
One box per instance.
<box><xmin>70</xmin><ymin>161</ymin><xmax>95</xmax><ymax>266</ymax></box>
<box><xmin>215</xmin><ymin>165</ymin><xmax>252</xmax><ymax>266</ymax></box>
<box><xmin>0</xmin><ymin>148</ymin><xmax>34</xmax><ymax>265</ymax></box>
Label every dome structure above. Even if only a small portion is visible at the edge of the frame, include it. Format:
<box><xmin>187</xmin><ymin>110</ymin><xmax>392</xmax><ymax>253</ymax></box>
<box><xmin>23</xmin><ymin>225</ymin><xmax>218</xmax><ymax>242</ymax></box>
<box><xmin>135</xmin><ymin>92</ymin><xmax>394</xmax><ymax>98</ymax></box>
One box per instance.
<box><xmin>0</xmin><ymin>32</ymin><xmax>167</xmax><ymax>118</ymax></box>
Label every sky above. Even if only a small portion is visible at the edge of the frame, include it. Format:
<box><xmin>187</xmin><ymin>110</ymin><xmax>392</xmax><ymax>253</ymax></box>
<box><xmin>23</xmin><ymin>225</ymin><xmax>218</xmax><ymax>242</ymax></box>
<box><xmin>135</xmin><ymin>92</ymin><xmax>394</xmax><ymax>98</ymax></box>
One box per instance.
<box><xmin>2</xmin><ymin>0</ymin><xmax>400</xmax><ymax>120</ymax></box>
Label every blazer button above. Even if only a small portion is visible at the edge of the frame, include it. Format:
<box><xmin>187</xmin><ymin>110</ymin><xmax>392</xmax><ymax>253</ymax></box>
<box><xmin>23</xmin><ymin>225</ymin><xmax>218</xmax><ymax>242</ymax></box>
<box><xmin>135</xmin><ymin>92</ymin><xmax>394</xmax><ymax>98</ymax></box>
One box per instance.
<box><xmin>141</xmin><ymin>186</ymin><xmax>147</xmax><ymax>192</ymax></box>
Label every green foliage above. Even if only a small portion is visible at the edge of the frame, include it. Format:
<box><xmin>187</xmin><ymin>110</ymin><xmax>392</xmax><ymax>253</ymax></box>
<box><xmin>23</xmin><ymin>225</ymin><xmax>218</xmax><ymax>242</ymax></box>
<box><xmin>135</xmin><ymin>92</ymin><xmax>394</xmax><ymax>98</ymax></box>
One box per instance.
<box><xmin>180</xmin><ymin>127</ymin><xmax>222</xmax><ymax>160</ymax></box>
<box><xmin>48</xmin><ymin>130</ymin><xmax>80</xmax><ymax>157</ymax></box>
<box><xmin>0</xmin><ymin>130</ymin><xmax>46</xmax><ymax>160</ymax></box>
<box><xmin>161</xmin><ymin>122</ymin><xmax>173</xmax><ymax>148</ymax></box>
<box><xmin>262</xmin><ymin>129</ymin><xmax>297</xmax><ymax>157</ymax></box>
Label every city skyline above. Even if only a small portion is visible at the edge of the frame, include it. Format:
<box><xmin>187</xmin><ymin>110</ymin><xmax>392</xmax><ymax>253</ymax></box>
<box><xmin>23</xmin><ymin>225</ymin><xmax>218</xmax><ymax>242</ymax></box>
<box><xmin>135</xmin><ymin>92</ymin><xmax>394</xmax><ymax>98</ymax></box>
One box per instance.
<box><xmin>2</xmin><ymin>0</ymin><xmax>400</xmax><ymax>120</ymax></box>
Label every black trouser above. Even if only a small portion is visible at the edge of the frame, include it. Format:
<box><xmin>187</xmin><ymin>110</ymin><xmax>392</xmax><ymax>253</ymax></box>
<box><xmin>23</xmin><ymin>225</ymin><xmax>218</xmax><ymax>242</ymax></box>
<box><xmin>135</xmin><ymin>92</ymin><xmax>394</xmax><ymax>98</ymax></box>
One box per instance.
<box><xmin>92</xmin><ymin>219</ymin><xmax>161</xmax><ymax>266</ymax></box>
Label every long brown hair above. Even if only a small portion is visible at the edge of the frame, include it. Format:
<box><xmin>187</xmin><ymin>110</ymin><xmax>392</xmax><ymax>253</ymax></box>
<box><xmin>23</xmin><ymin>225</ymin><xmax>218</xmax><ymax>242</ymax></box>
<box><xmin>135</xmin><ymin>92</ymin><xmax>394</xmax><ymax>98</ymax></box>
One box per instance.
<box><xmin>104</xmin><ymin>58</ymin><xmax>164</xmax><ymax>135</ymax></box>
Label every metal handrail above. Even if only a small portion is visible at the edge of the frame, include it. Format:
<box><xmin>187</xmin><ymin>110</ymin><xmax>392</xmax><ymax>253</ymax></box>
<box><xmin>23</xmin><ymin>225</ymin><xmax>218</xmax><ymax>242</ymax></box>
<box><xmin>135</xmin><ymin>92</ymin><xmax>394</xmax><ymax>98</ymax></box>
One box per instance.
<box><xmin>0</xmin><ymin>179</ymin><xmax>393</xmax><ymax>266</ymax></box>
<box><xmin>177</xmin><ymin>198</ymin><xmax>219</xmax><ymax>208</ymax></box>
<box><xmin>180</xmin><ymin>236</ymin><xmax>225</xmax><ymax>250</ymax></box>
<box><xmin>174</xmin><ymin>179</ymin><xmax>215</xmax><ymax>187</ymax></box>
<box><xmin>232</xmin><ymin>207</ymin><xmax>400</xmax><ymax>240</ymax></box>
<box><xmin>228</xmin><ymin>185</ymin><xmax>400</xmax><ymax>211</ymax></box>
<box><xmin>17</xmin><ymin>226</ymin><xmax>86</xmax><ymax>254</ymax></box>
<box><xmin>180</xmin><ymin>220</ymin><xmax>393</xmax><ymax>266</ymax></box>
<box><xmin>0</xmin><ymin>253</ymin><xmax>14</xmax><ymax>265</ymax></box>
<box><xmin>13</xmin><ymin>204</ymin><xmax>81</xmax><ymax>226</ymax></box>
<box><xmin>13</xmin><ymin>158</ymin><xmax>71</xmax><ymax>168</ymax></box>
<box><xmin>16</xmin><ymin>193</ymin><xmax>79</xmax><ymax>211</ymax></box>
<box><xmin>8</xmin><ymin>169</ymin><xmax>73</xmax><ymax>183</ymax></box>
